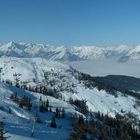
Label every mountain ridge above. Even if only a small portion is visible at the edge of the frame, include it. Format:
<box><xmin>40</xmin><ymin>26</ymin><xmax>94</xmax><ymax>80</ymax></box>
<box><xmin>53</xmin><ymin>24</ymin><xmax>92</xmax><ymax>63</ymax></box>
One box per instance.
<box><xmin>0</xmin><ymin>41</ymin><xmax>139</xmax><ymax>62</ymax></box>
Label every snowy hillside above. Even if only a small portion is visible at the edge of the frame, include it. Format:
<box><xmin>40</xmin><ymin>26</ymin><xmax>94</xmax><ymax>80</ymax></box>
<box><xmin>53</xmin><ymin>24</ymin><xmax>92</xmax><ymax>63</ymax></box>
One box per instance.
<box><xmin>0</xmin><ymin>82</ymin><xmax>78</xmax><ymax>140</ymax></box>
<box><xmin>0</xmin><ymin>57</ymin><xmax>140</xmax><ymax>139</ymax></box>
<box><xmin>0</xmin><ymin>57</ymin><xmax>139</xmax><ymax>119</ymax></box>
<box><xmin>0</xmin><ymin>79</ymin><xmax>139</xmax><ymax>139</ymax></box>
<box><xmin>0</xmin><ymin>57</ymin><xmax>69</xmax><ymax>84</ymax></box>
<box><xmin>0</xmin><ymin>41</ymin><xmax>140</xmax><ymax>62</ymax></box>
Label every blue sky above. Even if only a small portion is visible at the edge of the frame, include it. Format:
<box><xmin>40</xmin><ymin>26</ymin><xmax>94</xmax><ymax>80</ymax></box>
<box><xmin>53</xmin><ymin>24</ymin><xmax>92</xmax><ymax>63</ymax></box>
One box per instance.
<box><xmin>0</xmin><ymin>0</ymin><xmax>140</xmax><ymax>46</ymax></box>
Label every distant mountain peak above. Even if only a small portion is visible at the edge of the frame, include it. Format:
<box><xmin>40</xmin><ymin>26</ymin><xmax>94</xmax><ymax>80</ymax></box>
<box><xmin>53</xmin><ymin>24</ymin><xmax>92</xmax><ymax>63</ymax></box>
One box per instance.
<box><xmin>4</xmin><ymin>41</ymin><xmax>16</xmax><ymax>47</ymax></box>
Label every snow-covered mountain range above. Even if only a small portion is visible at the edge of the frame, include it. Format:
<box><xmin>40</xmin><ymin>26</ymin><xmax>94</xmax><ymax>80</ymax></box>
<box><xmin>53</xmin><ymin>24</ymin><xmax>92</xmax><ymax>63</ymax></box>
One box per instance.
<box><xmin>0</xmin><ymin>41</ymin><xmax>140</xmax><ymax>62</ymax></box>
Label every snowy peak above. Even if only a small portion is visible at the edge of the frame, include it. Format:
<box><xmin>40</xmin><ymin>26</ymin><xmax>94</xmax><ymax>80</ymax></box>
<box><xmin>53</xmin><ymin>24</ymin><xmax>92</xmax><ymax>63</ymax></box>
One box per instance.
<box><xmin>0</xmin><ymin>41</ymin><xmax>27</xmax><ymax>57</ymax></box>
<box><xmin>1</xmin><ymin>41</ymin><xmax>25</xmax><ymax>50</ymax></box>
<box><xmin>127</xmin><ymin>45</ymin><xmax>140</xmax><ymax>59</ymax></box>
<box><xmin>118</xmin><ymin>46</ymin><xmax>140</xmax><ymax>62</ymax></box>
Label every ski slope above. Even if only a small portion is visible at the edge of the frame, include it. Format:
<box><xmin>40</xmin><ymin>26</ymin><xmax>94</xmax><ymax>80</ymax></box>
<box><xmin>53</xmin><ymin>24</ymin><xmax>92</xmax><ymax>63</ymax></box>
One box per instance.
<box><xmin>0</xmin><ymin>57</ymin><xmax>139</xmax><ymax>119</ymax></box>
<box><xmin>0</xmin><ymin>83</ymin><xmax>77</xmax><ymax>140</ymax></box>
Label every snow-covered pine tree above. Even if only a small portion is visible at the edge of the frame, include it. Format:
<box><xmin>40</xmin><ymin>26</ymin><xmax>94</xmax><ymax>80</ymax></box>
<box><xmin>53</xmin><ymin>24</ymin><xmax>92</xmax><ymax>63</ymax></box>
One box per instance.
<box><xmin>0</xmin><ymin>121</ymin><xmax>10</xmax><ymax>140</ymax></box>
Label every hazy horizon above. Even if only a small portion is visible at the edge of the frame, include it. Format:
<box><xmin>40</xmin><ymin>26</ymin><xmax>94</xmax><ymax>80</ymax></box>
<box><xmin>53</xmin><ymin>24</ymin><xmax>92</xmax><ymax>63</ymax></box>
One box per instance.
<box><xmin>0</xmin><ymin>41</ymin><xmax>138</xmax><ymax>48</ymax></box>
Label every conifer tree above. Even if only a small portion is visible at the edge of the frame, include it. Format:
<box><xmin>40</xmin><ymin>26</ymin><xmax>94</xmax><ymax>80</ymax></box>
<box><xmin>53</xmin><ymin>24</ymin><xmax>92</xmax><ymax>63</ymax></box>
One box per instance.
<box><xmin>0</xmin><ymin>121</ymin><xmax>10</xmax><ymax>140</ymax></box>
<box><xmin>61</xmin><ymin>108</ymin><xmax>65</xmax><ymax>118</ymax></box>
<box><xmin>50</xmin><ymin>117</ymin><xmax>57</xmax><ymax>128</ymax></box>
